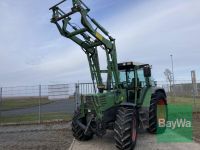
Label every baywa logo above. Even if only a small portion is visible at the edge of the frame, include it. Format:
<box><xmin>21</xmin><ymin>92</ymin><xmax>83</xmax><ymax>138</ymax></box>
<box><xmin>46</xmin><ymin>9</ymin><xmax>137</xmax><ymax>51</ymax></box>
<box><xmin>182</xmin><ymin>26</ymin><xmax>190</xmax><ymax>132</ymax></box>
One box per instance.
<box><xmin>156</xmin><ymin>104</ymin><xmax>193</xmax><ymax>143</ymax></box>
<box><xmin>158</xmin><ymin>118</ymin><xmax>192</xmax><ymax>130</ymax></box>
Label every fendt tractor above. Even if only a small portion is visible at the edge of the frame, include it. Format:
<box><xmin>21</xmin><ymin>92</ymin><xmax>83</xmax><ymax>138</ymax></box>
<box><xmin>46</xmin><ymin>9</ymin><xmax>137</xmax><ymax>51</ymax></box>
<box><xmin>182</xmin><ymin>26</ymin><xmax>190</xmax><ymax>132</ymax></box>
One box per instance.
<box><xmin>50</xmin><ymin>0</ymin><xmax>168</xmax><ymax>149</ymax></box>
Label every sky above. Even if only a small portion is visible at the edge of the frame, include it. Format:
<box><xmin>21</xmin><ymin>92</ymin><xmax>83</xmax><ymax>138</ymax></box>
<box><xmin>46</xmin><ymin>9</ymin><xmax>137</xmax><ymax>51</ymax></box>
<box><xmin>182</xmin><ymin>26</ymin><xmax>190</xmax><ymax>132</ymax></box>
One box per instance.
<box><xmin>0</xmin><ymin>0</ymin><xmax>200</xmax><ymax>86</ymax></box>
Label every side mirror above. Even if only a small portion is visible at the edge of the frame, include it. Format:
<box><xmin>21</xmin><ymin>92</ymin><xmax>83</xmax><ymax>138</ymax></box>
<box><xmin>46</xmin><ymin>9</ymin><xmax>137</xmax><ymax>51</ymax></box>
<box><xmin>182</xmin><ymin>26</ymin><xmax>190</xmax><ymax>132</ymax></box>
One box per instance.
<box><xmin>143</xmin><ymin>66</ymin><xmax>151</xmax><ymax>77</ymax></box>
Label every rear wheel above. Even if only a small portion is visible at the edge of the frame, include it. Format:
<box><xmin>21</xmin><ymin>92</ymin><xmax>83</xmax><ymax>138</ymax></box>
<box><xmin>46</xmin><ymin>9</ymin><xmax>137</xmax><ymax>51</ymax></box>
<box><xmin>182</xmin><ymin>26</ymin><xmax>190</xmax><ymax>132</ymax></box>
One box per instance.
<box><xmin>148</xmin><ymin>92</ymin><xmax>167</xmax><ymax>134</ymax></box>
<box><xmin>71</xmin><ymin>109</ymin><xmax>93</xmax><ymax>141</ymax></box>
<box><xmin>114</xmin><ymin>107</ymin><xmax>138</xmax><ymax>150</ymax></box>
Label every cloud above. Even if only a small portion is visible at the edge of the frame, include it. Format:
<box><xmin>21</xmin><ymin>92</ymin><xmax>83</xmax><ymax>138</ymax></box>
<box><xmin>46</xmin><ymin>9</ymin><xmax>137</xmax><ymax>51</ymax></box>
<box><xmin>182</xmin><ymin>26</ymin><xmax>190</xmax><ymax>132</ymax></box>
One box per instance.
<box><xmin>103</xmin><ymin>0</ymin><xmax>200</xmax><ymax>80</ymax></box>
<box><xmin>0</xmin><ymin>0</ymin><xmax>200</xmax><ymax>86</ymax></box>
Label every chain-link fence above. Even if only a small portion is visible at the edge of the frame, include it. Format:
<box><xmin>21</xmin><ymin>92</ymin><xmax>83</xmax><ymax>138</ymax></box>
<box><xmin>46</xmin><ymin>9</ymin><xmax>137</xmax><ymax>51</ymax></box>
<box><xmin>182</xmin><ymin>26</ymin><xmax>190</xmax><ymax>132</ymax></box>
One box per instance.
<box><xmin>0</xmin><ymin>80</ymin><xmax>199</xmax><ymax>125</ymax></box>
<box><xmin>0</xmin><ymin>84</ymin><xmax>76</xmax><ymax>125</ymax></box>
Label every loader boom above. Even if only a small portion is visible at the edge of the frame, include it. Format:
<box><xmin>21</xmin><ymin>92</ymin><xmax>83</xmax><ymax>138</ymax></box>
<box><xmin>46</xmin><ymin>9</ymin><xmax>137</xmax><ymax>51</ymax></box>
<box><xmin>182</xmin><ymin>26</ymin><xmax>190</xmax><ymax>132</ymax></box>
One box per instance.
<box><xmin>50</xmin><ymin>0</ymin><xmax>120</xmax><ymax>92</ymax></box>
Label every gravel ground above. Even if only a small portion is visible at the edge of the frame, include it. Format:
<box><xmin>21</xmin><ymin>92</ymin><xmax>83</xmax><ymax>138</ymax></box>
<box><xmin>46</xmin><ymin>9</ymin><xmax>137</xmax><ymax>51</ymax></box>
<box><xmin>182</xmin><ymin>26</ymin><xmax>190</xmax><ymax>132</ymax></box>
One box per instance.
<box><xmin>70</xmin><ymin>130</ymin><xmax>200</xmax><ymax>150</ymax></box>
<box><xmin>193</xmin><ymin>113</ymin><xmax>200</xmax><ymax>143</ymax></box>
<box><xmin>0</xmin><ymin>122</ymin><xmax>73</xmax><ymax>150</ymax></box>
<box><xmin>0</xmin><ymin>116</ymin><xmax>199</xmax><ymax>150</ymax></box>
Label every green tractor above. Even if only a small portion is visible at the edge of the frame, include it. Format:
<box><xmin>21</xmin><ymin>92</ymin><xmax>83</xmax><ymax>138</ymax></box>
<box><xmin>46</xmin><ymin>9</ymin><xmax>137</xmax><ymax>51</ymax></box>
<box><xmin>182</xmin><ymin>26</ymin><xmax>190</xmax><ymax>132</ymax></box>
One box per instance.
<box><xmin>50</xmin><ymin>0</ymin><xmax>168</xmax><ymax>149</ymax></box>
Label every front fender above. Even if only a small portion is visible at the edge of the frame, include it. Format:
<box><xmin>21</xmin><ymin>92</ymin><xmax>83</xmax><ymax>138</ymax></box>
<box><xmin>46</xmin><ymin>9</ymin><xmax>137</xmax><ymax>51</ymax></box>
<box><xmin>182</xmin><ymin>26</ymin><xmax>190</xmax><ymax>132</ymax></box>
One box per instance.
<box><xmin>152</xmin><ymin>87</ymin><xmax>167</xmax><ymax>98</ymax></box>
<box><xmin>120</xmin><ymin>102</ymin><xmax>136</xmax><ymax>108</ymax></box>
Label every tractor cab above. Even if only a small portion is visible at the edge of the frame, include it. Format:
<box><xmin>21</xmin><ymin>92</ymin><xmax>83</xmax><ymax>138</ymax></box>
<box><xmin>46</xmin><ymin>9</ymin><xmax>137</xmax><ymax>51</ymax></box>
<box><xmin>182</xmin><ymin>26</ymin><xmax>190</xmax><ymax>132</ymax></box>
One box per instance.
<box><xmin>118</xmin><ymin>62</ymin><xmax>151</xmax><ymax>104</ymax></box>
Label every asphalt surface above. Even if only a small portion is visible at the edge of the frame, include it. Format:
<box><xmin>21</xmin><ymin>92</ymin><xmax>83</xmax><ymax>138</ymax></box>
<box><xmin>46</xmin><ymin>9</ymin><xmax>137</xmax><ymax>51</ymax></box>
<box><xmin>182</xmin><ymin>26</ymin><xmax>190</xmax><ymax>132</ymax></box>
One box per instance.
<box><xmin>1</xmin><ymin>99</ymin><xmax>76</xmax><ymax>117</ymax></box>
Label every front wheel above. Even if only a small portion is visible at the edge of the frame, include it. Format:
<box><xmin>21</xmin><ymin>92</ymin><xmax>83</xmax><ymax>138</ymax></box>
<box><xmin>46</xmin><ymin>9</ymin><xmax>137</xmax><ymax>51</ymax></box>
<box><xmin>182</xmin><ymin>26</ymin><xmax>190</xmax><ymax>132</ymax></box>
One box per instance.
<box><xmin>114</xmin><ymin>107</ymin><xmax>138</xmax><ymax>150</ymax></box>
<box><xmin>71</xmin><ymin>109</ymin><xmax>93</xmax><ymax>141</ymax></box>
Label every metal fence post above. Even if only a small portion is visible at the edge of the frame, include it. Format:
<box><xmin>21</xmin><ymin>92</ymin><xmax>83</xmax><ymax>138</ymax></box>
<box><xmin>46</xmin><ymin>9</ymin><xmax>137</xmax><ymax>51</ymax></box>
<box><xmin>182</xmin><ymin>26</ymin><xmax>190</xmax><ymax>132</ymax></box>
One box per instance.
<box><xmin>75</xmin><ymin>83</ymin><xmax>80</xmax><ymax>109</ymax></box>
<box><xmin>191</xmin><ymin>71</ymin><xmax>197</xmax><ymax>112</ymax></box>
<box><xmin>0</xmin><ymin>87</ymin><xmax>2</xmax><ymax>123</ymax></box>
<box><xmin>38</xmin><ymin>85</ymin><xmax>41</xmax><ymax>123</ymax></box>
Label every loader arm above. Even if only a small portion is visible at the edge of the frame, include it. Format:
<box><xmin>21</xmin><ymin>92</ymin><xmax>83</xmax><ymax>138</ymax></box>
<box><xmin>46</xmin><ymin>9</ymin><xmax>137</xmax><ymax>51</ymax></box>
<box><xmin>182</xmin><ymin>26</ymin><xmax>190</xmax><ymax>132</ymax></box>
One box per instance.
<box><xmin>50</xmin><ymin>0</ymin><xmax>120</xmax><ymax>92</ymax></box>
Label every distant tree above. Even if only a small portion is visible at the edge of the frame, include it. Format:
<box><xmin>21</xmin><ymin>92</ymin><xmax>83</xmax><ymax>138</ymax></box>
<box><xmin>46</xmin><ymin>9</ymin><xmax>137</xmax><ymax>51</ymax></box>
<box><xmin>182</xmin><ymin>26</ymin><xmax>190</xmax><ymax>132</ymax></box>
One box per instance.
<box><xmin>164</xmin><ymin>69</ymin><xmax>173</xmax><ymax>92</ymax></box>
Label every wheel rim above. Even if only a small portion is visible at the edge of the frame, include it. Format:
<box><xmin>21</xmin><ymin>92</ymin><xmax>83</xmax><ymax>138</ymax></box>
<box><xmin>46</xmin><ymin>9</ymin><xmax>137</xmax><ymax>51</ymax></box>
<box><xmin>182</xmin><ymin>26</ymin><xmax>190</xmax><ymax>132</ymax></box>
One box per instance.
<box><xmin>131</xmin><ymin>117</ymin><xmax>137</xmax><ymax>141</ymax></box>
<box><xmin>157</xmin><ymin>99</ymin><xmax>167</xmax><ymax>124</ymax></box>
<box><xmin>158</xmin><ymin>99</ymin><xmax>165</xmax><ymax>105</ymax></box>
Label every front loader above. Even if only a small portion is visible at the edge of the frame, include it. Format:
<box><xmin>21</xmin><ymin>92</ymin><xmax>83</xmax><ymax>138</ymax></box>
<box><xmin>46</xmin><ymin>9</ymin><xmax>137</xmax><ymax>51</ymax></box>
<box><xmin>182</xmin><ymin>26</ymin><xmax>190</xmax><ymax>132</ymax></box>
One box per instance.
<box><xmin>50</xmin><ymin>0</ymin><xmax>168</xmax><ymax>149</ymax></box>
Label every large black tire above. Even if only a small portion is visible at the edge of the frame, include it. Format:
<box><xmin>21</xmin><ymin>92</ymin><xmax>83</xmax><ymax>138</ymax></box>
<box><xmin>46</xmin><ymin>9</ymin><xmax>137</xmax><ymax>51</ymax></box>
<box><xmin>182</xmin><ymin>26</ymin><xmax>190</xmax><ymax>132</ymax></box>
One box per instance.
<box><xmin>148</xmin><ymin>92</ymin><xmax>168</xmax><ymax>134</ymax></box>
<box><xmin>114</xmin><ymin>107</ymin><xmax>138</xmax><ymax>150</ymax></box>
<box><xmin>71</xmin><ymin>109</ymin><xmax>93</xmax><ymax>141</ymax></box>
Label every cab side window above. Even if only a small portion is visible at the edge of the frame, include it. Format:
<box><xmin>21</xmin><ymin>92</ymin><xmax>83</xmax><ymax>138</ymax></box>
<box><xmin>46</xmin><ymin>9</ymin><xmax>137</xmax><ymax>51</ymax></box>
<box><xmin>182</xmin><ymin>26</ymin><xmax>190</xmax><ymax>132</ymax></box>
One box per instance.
<box><xmin>137</xmin><ymin>69</ymin><xmax>146</xmax><ymax>87</ymax></box>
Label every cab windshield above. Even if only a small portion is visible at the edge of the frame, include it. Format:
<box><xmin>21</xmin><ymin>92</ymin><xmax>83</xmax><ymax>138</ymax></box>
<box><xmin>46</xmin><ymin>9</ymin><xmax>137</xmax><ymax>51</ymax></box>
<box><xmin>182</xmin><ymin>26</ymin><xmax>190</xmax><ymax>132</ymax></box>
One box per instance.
<box><xmin>119</xmin><ymin>69</ymin><xmax>135</xmax><ymax>85</ymax></box>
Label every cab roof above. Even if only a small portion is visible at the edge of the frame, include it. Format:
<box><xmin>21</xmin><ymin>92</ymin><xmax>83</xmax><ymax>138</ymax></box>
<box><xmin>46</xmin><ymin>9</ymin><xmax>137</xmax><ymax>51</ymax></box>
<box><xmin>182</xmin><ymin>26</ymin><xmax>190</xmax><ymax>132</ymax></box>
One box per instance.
<box><xmin>118</xmin><ymin>62</ymin><xmax>150</xmax><ymax>70</ymax></box>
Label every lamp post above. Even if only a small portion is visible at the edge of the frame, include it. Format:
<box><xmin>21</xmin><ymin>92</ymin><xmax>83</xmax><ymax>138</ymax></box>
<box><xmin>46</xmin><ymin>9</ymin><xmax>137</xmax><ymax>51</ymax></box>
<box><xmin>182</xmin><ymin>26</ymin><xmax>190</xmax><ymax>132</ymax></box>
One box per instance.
<box><xmin>170</xmin><ymin>54</ymin><xmax>176</xmax><ymax>99</ymax></box>
<box><xmin>170</xmin><ymin>54</ymin><xmax>175</xmax><ymax>86</ymax></box>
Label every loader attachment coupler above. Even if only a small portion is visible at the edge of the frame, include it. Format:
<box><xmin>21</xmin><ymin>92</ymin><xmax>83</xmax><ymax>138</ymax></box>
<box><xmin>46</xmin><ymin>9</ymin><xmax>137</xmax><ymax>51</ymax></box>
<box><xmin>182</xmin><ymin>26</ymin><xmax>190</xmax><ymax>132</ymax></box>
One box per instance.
<box><xmin>50</xmin><ymin>0</ymin><xmax>120</xmax><ymax>92</ymax></box>
<box><xmin>50</xmin><ymin>0</ymin><xmax>113</xmax><ymax>46</ymax></box>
